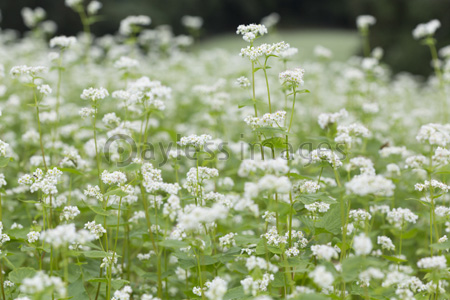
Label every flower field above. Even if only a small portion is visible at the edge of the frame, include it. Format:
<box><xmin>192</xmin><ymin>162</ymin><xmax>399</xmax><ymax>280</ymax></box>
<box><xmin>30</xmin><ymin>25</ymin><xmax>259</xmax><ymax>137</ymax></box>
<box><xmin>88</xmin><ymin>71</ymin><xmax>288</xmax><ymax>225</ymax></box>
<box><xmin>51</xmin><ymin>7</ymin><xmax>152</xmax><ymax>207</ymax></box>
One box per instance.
<box><xmin>1</xmin><ymin>2</ymin><xmax>450</xmax><ymax>300</ymax></box>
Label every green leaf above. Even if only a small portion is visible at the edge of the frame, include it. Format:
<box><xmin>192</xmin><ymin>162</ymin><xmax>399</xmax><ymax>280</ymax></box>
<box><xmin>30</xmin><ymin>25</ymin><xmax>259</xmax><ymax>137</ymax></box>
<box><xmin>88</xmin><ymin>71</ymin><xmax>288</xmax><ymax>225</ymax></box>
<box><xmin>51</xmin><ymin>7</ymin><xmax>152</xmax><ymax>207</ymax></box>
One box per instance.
<box><xmin>0</xmin><ymin>157</ymin><xmax>12</xmax><ymax>168</ymax></box>
<box><xmin>88</xmin><ymin>205</ymin><xmax>111</xmax><ymax>216</ymax></box>
<box><xmin>83</xmin><ymin>251</ymin><xmax>117</xmax><ymax>258</ymax></box>
<box><xmin>8</xmin><ymin>267</ymin><xmax>37</xmax><ymax>284</ymax></box>
<box><xmin>262</xmin><ymin>137</ymin><xmax>287</xmax><ymax>149</ymax></box>
<box><xmin>431</xmin><ymin>240</ymin><xmax>450</xmax><ymax>250</ymax></box>
<box><xmin>104</xmin><ymin>189</ymin><xmax>128</xmax><ymax>197</ymax></box>
<box><xmin>59</xmin><ymin>168</ymin><xmax>84</xmax><ymax>176</ymax></box>
<box><xmin>223</xmin><ymin>286</ymin><xmax>245</xmax><ymax>300</ymax></box>
<box><xmin>159</xmin><ymin>240</ymin><xmax>188</xmax><ymax>249</ymax></box>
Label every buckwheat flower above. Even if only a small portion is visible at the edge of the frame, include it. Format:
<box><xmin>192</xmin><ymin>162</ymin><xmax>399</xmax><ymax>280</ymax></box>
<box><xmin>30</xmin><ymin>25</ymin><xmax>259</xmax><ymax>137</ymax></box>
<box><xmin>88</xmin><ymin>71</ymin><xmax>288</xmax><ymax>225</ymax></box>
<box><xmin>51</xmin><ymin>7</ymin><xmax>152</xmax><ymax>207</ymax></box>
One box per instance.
<box><xmin>335</xmin><ymin>123</ymin><xmax>371</xmax><ymax>146</ymax></box>
<box><xmin>79</xmin><ymin>107</ymin><xmax>96</xmax><ymax>118</ymax></box>
<box><xmin>310</xmin><ymin>148</ymin><xmax>343</xmax><ymax>168</ymax></box>
<box><xmin>219</xmin><ymin>232</ymin><xmax>237</xmax><ymax>251</ymax></box>
<box><xmin>413</xmin><ymin>19</ymin><xmax>441</xmax><ymax>39</ymax></box>
<box><xmin>21</xmin><ymin>7</ymin><xmax>46</xmax><ymax>28</ymax></box>
<box><xmin>279</xmin><ymin>47</ymin><xmax>298</xmax><ymax>59</ymax></box>
<box><xmin>305</xmin><ymin>202</ymin><xmax>330</xmax><ymax>214</ymax></box>
<box><xmin>178</xmin><ymin>134</ymin><xmax>212</xmax><ymax>149</ymax></box>
<box><xmin>84</xmin><ymin>185</ymin><xmax>103</xmax><ymax>201</ymax></box>
<box><xmin>27</xmin><ymin>231</ymin><xmax>40</xmax><ymax>243</ymax></box>
<box><xmin>193</xmin><ymin>286</ymin><xmax>203</xmax><ymax>297</ymax></box>
<box><xmin>119</xmin><ymin>15</ymin><xmax>151</xmax><ymax>36</ymax></box>
<box><xmin>346</xmin><ymin>156</ymin><xmax>375</xmax><ymax>175</ymax></box>
<box><xmin>244</xmin><ymin>111</ymin><xmax>286</xmax><ymax>129</ymax></box>
<box><xmin>81</xmin><ymin>87</ymin><xmax>109</xmax><ymax>101</ymax></box>
<box><xmin>438</xmin><ymin>235</ymin><xmax>448</xmax><ymax>243</ymax></box>
<box><xmin>0</xmin><ymin>173</ymin><xmax>6</xmax><ymax>188</ymax></box>
<box><xmin>111</xmin><ymin>285</ymin><xmax>132</xmax><ymax>300</ymax></box>
<box><xmin>235</xmin><ymin>76</ymin><xmax>250</xmax><ymax>88</ymax></box>
<box><xmin>20</xmin><ymin>271</ymin><xmax>66</xmax><ymax>298</ymax></box>
<box><xmin>65</xmin><ymin>0</ymin><xmax>83</xmax><ymax>8</ymax></box>
<box><xmin>353</xmin><ymin>233</ymin><xmax>372</xmax><ymax>256</ymax></box>
<box><xmin>356</xmin><ymin>15</ymin><xmax>376</xmax><ymax>31</ymax></box>
<box><xmin>101</xmin><ymin>170</ymin><xmax>127</xmax><ymax>186</ymax></box>
<box><xmin>102</xmin><ymin>112</ymin><xmax>121</xmax><ymax>126</ymax></box>
<box><xmin>37</xmin><ymin>84</ymin><xmax>52</xmax><ymax>95</ymax></box>
<box><xmin>49</xmin><ymin>36</ymin><xmax>77</xmax><ymax>48</ymax></box>
<box><xmin>318</xmin><ymin>108</ymin><xmax>348</xmax><ymax>129</ymax></box>
<box><xmin>261</xmin><ymin>12</ymin><xmax>280</xmax><ymax>28</ymax></box>
<box><xmin>0</xmin><ymin>140</ymin><xmax>8</xmax><ymax>157</ymax></box>
<box><xmin>349</xmin><ymin>209</ymin><xmax>372</xmax><ymax>227</ymax></box>
<box><xmin>60</xmin><ymin>206</ymin><xmax>80</xmax><ymax>221</ymax></box>
<box><xmin>10</xmin><ymin>65</ymin><xmax>48</xmax><ymax>78</ymax></box>
<box><xmin>84</xmin><ymin>221</ymin><xmax>106</xmax><ymax>239</ymax></box>
<box><xmin>346</xmin><ymin>174</ymin><xmax>395</xmax><ymax>197</ymax></box>
<box><xmin>377</xmin><ymin>236</ymin><xmax>395</xmax><ymax>251</ymax></box>
<box><xmin>285</xmin><ymin>247</ymin><xmax>300</xmax><ymax>257</ymax></box>
<box><xmin>358</xmin><ymin>268</ymin><xmax>384</xmax><ymax>287</ymax></box>
<box><xmin>416</xmin><ymin>123</ymin><xmax>450</xmax><ymax>146</ymax></box>
<box><xmin>297</xmin><ymin>180</ymin><xmax>320</xmax><ymax>194</ymax></box>
<box><xmin>258</xmin><ymin>175</ymin><xmax>291</xmax><ymax>194</ymax></box>
<box><xmin>405</xmin><ymin>155</ymin><xmax>428</xmax><ymax>169</ymax></box>
<box><xmin>440</xmin><ymin>45</ymin><xmax>450</xmax><ymax>59</ymax></box>
<box><xmin>417</xmin><ymin>255</ymin><xmax>447</xmax><ymax>269</ymax></box>
<box><xmin>279</xmin><ymin>67</ymin><xmax>305</xmax><ymax>87</ymax></box>
<box><xmin>379</xmin><ymin>146</ymin><xmax>410</xmax><ymax>158</ymax></box>
<box><xmin>387</xmin><ymin>208</ymin><xmax>418</xmax><ymax>229</ymax></box>
<box><xmin>114</xmin><ymin>56</ymin><xmax>139</xmax><ymax>69</ymax></box>
<box><xmin>314</xmin><ymin>45</ymin><xmax>332</xmax><ymax>59</ymax></box>
<box><xmin>432</xmin><ymin>147</ymin><xmax>450</xmax><ymax>165</ymax></box>
<box><xmin>309</xmin><ymin>265</ymin><xmax>334</xmax><ymax>289</ymax></box>
<box><xmin>240</xmin><ymin>42</ymin><xmax>290</xmax><ymax>61</ymax></box>
<box><xmin>87</xmin><ymin>1</ymin><xmax>102</xmax><ymax>14</ymax></box>
<box><xmin>40</xmin><ymin>223</ymin><xmax>94</xmax><ymax>248</ymax></box>
<box><xmin>435</xmin><ymin>206</ymin><xmax>450</xmax><ymax>218</ymax></box>
<box><xmin>100</xmin><ymin>251</ymin><xmax>117</xmax><ymax>268</ymax></box>
<box><xmin>415</xmin><ymin>179</ymin><xmax>449</xmax><ymax>192</ymax></box>
<box><xmin>236</xmin><ymin>24</ymin><xmax>268</xmax><ymax>42</ymax></box>
<box><xmin>181</xmin><ymin>15</ymin><xmax>203</xmax><ymax>29</ymax></box>
<box><xmin>204</xmin><ymin>277</ymin><xmax>227</xmax><ymax>300</ymax></box>
<box><xmin>311</xmin><ymin>244</ymin><xmax>339</xmax><ymax>261</ymax></box>
<box><xmin>3</xmin><ymin>280</ymin><xmax>14</xmax><ymax>288</ymax></box>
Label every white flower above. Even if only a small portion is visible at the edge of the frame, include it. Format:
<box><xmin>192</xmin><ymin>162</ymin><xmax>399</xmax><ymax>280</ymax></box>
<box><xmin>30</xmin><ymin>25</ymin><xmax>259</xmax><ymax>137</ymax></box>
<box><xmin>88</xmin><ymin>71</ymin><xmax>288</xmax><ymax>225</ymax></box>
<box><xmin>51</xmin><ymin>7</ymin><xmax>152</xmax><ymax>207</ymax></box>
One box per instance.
<box><xmin>309</xmin><ymin>266</ymin><xmax>334</xmax><ymax>289</ymax></box>
<box><xmin>181</xmin><ymin>15</ymin><xmax>203</xmax><ymax>29</ymax></box>
<box><xmin>413</xmin><ymin>19</ymin><xmax>441</xmax><ymax>39</ymax></box>
<box><xmin>37</xmin><ymin>84</ymin><xmax>52</xmax><ymax>95</ymax></box>
<box><xmin>417</xmin><ymin>256</ymin><xmax>447</xmax><ymax>269</ymax></box>
<box><xmin>356</xmin><ymin>15</ymin><xmax>376</xmax><ymax>30</ymax></box>
<box><xmin>279</xmin><ymin>67</ymin><xmax>305</xmax><ymax>86</ymax></box>
<box><xmin>236</xmin><ymin>24</ymin><xmax>268</xmax><ymax>42</ymax></box>
<box><xmin>353</xmin><ymin>233</ymin><xmax>372</xmax><ymax>256</ymax></box>
<box><xmin>80</xmin><ymin>87</ymin><xmax>109</xmax><ymax>101</ymax></box>
<box><xmin>119</xmin><ymin>15</ymin><xmax>151</xmax><ymax>35</ymax></box>
<box><xmin>27</xmin><ymin>231</ymin><xmax>40</xmax><ymax>243</ymax></box>
<box><xmin>49</xmin><ymin>36</ymin><xmax>77</xmax><ymax>48</ymax></box>
<box><xmin>377</xmin><ymin>236</ymin><xmax>395</xmax><ymax>251</ymax></box>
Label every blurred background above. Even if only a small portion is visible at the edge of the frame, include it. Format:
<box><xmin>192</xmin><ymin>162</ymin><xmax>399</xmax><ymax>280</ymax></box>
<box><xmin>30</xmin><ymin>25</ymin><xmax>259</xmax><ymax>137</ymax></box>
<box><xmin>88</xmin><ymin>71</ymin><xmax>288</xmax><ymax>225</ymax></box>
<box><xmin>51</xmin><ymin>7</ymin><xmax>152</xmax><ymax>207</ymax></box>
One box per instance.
<box><xmin>1</xmin><ymin>0</ymin><xmax>450</xmax><ymax>76</ymax></box>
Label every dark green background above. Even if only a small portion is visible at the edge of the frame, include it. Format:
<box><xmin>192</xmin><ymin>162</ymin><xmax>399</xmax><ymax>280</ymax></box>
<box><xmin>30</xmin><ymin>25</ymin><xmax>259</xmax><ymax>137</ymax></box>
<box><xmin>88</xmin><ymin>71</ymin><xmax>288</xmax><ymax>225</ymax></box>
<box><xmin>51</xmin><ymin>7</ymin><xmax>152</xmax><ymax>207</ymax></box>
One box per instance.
<box><xmin>1</xmin><ymin>0</ymin><xmax>450</xmax><ymax>75</ymax></box>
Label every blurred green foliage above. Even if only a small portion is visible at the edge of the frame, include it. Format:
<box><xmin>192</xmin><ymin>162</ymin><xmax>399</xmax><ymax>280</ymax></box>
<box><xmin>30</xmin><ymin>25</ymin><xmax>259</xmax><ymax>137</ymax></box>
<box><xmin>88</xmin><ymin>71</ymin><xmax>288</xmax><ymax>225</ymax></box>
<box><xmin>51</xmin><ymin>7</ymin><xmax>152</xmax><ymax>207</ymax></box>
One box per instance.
<box><xmin>0</xmin><ymin>0</ymin><xmax>449</xmax><ymax>76</ymax></box>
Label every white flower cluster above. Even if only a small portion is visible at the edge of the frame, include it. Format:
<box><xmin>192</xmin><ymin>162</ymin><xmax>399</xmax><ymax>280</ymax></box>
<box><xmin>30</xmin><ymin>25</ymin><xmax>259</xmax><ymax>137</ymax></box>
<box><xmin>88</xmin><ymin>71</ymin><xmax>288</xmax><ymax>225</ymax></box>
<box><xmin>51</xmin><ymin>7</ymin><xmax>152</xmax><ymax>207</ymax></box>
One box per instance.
<box><xmin>310</xmin><ymin>148</ymin><xmax>343</xmax><ymax>168</ymax></box>
<box><xmin>80</xmin><ymin>87</ymin><xmax>109</xmax><ymax>101</ymax></box>
<box><xmin>238</xmin><ymin>158</ymin><xmax>289</xmax><ymax>177</ymax></box>
<box><xmin>415</xmin><ymin>179</ymin><xmax>449</xmax><ymax>193</ymax></box>
<box><xmin>279</xmin><ymin>67</ymin><xmax>305</xmax><ymax>86</ymax></box>
<box><xmin>119</xmin><ymin>15</ymin><xmax>151</xmax><ymax>35</ymax></box>
<box><xmin>236</xmin><ymin>24</ymin><xmax>268</xmax><ymax>42</ymax></box>
<box><xmin>244</xmin><ymin>111</ymin><xmax>286</xmax><ymax>129</ymax></box>
<box><xmin>101</xmin><ymin>170</ymin><xmax>127</xmax><ymax>186</ymax></box>
<box><xmin>297</xmin><ymin>180</ymin><xmax>321</xmax><ymax>194</ymax></box>
<box><xmin>181</xmin><ymin>15</ymin><xmax>203</xmax><ymax>29</ymax></box>
<box><xmin>60</xmin><ymin>206</ymin><xmax>80</xmax><ymax>221</ymax></box>
<box><xmin>114</xmin><ymin>56</ymin><xmax>139</xmax><ymax>69</ymax></box>
<box><xmin>349</xmin><ymin>209</ymin><xmax>372</xmax><ymax>227</ymax></box>
<box><xmin>10</xmin><ymin>65</ymin><xmax>48</xmax><ymax>77</ymax></box>
<box><xmin>417</xmin><ymin>255</ymin><xmax>447</xmax><ymax>269</ymax></box>
<box><xmin>346</xmin><ymin>156</ymin><xmax>375</xmax><ymax>175</ymax></box>
<box><xmin>27</xmin><ymin>231</ymin><xmax>40</xmax><ymax>243</ymax></box>
<box><xmin>412</xmin><ymin>19</ymin><xmax>441</xmax><ymax>39</ymax></box>
<box><xmin>387</xmin><ymin>208</ymin><xmax>418</xmax><ymax>229</ymax></box>
<box><xmin>358</xmin><ymin>268</ymin><xmax>384</xmax><ymax>287</ymax></box>
<box><xmin>416</xmin><ymin>123</ymin><xmax>450</xmax><ymax>146</ymax></box>
<box><xmin>236</xmin><ymin>76</ymin><xmax>251</xmax><ymax>88</ymax></box>
<box><xmin>177</xmin><ymin>203</ymin><xmax>228</xmax><ymax>231</ymax></box>
<box><xmin>84</xmin><ymin>185</ymin><xmax>103</xmax><ymax>202</ymax></box>
<box><xmin>20</xmin><ymin>271</ymin><xmax>66</xmax><ymax>298</ymax></box>
<box><xmin>240</xmin><ymin>42</ymin><xmax>290</xmax><ymax>61</ymax></box>
<box><xmin>18</xmin><ymin>167</ymin><xmax>63</xmax><ymax>195</ymax></box>
<box><xmin>241</xmin><ymin>273</ymin><xmax>274</xmax><ymax>296</ymax></box>
<box><xmin>0</xmin><ymin>140</ymin><xmax>9</xmax><ymax>157</ymax></box>
<box><xmin>111</xmin><ymin>285</ymin><xmax>132</xmax><ymax>300</ymax></box>
<box><xmin>204</xmin><ymin>277</ymin><xmax>228</xmax><ymax>300</ymax></box>
<box><xmin>356</xmin><ymin>15</ymin><xmax>376</xmax><ymax>30</ymax></box>
<box><xmin>353</xmin><ymin>233</ymin><xmax>372</xmax><ymax>256</ymax></box>
<box><xmin>49</xmin><ymin>36</ymin><xmax>77</xmax><ymax>48</ymax></box>
<box><xmin>311</xmin><ymin>244</ymin><xmax>339</xmax><ymax>261</ymax></box>
<box><xmin>84</xmin><ymin>221</ymin><xmax>106</xmax><ymax>239</ymax></box>
<box><xmin>309</xmin><ymin>265</ymin><xmax>334</xmax><ymax>289</ymax></box>
<box><xmin>377</xmin><ymin>235</ymin><xmax>395</xmax><ymax>251</ymax></box>
<box><xmin>318</xmin><ymin>109</ymin><xmax>349</xmax><ymax>129</ymax></box>
<box><xmin>346</xmin><ymin>174</ymin><xmax>395</xmax><ymax>197</ymax></box>
<box><xmin>178</xmin><ymin>134</ymin><xmax>212</xmax><ymax>148</ymax></box>
<box><xmin>0</xmin><ymin>222</ymin><xmax>10</xmax><ymax>246</ymax></box>
<box><xmin>335</xmin><ymin>123</ymin><xmax>371</xmax><ymax>145</ymax></box>
<box><xmin>305</xmin><ymin>202</ymin><xmax>330</xmax><ymax>214</ymax></box>
<box><xmin>40</xmin><ymin>223</ymin><xmax>94</xmax><ymax>248</ymax></box>
<box><xmin>433</xmin><ymin>147</ymin><xmax>450</xmax><ymax>165</ymax></box>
